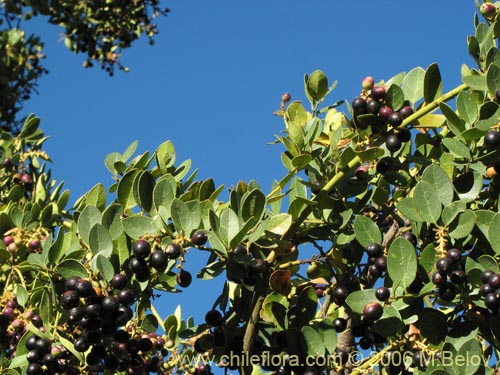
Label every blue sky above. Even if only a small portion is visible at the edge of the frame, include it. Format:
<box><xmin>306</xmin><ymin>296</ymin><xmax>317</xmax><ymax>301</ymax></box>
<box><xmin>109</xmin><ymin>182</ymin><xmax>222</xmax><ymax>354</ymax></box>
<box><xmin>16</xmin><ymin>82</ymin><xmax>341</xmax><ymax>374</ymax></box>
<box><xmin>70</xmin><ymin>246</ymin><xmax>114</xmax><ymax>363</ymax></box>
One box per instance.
<box><xmin>22</xmin><ymin>0</ymin><xmax>477</xmax><ymax>354</ymax></box>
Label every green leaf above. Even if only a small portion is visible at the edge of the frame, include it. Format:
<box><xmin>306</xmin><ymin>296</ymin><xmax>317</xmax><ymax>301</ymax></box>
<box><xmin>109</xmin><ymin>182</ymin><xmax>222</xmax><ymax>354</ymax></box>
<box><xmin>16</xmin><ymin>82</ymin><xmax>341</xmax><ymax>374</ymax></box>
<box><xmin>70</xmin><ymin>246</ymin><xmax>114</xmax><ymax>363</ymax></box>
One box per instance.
<box><xmin>57</xmin><ymin>334</ymin><xmax>85</xmax><ymax>363</ymax></box>
<box><xmin>122</xmin><ymin>216</ymin><xmax>157</xmax><ymax>239</ymax></box>
<box><xmin>153</xmin><ymin>176</ymin><xmax>176</xmax><ymax>214</ymax></box>
<box><xmin>56</xmin><ymin>259</ymin><xmax>88</xmax><ymax>279</ymax></box>
<box><xmin>463</xmin><ymin>74</ymin><xmax>487</xmax><ymax>91</ymax></box>
<box><xmin>487</xmin><ymin>64</ymin><xmax>500</xmax><ymax>98</ymax></box>
<box><xmin>19</xmin><ymin>115</ymin><xmax>40</xmax><ymax>138</ymax></box>
<box><xmin>424</xmin><ymin>63</ymin><xmax>442</xmax><ymax>103</ymax></box>
<box><xmin>345</xmin><ymin>289</ymin><xmax>376</xmax><ymax>314</ymax></box>
<box><xmin>170</xmin><ymin>199</ymin><xmax>194</xmax><ymax>234</ymax></box>
<box><xmin>385</xmin><ymin>84</ymin><xmax>405</xmax><ymax>111</ymax></box>
<box><xmin>77</xmin><ymin>205</ymin><xmax>102</xmax><ymax>245</ymax></box>
<box><xmin>155</xmin><ymin>140</ymin><xmax>176</xmax><ymax>170</ymax></box>
<box><xmin>442</xmin><ymin>200</ymin><xmax>466</xmax><ymax>226</ymax></box>
<box><xmin>300</xmin><ymin>326</ymin><xmax>325</xmax><ymax>357</ymax></box>
<box><xmin>15</xmin><ymin>284</ymin><xmax>28</xmax><ymax>307</ymax></box>
<box><xmin>449</xmin><ymin>210</ymin><xmax>476</xmax><ymax>239</ymax></box>
<box><xmin>440</xmin><ymin>102</ymin><xmax>466</xmax><ymax>139</ymax></box>
<box><xmin>291</xmin><ymin>154</ymin><xmax>312</xmax><ymax>169</ymax></box>
<box><xmin>133</xmin><ymin>170</ymin><xmax>155</xmax><ymax>212</ymax></box>
<box><xmin>8</xmin><ymin>354</ymin><xmax>28</xmax><ymax>369</ymax></box>
<box><xmin>402</xmin><ymin>66</ymin><xmax>425</xmax><ymax>104</ymax></box>
<box><xmin>421</xmin><ymin>164</ymin><xmax>454</xmax><ymax>206</ymax></box>
<box><xmin>373</xmin><ymin>305</ymin><xmax>403</xmax><ymax>338</ymax></box>
<box><xmin>286</xmin><ymin>101</ymin><xmax>307</xmax><ymax>126</ymax></box>
<box><xmin>305</xmin><ymin>70</ymin><xmax>328</xmax><ymax>102</ymax></box>
<box><xmin>94</xmin><ymin>254</ymin><xmax>115</xmax><ymax>282</ymax></box>
<box><xmin>454</xmin><ymin>171</ymin><xmax>482</xmax><ymax>203</ymax></box>
<box><xmin>488</xmin><ymin>213</ymin><xmax>500</xmax><ymax>255</ymax></box>
<box><xmin>419</xmin><ymin>309</ymin><xmax>448</xmax><ymax>348</ymax></box>
<box><xmin>396</xmin><ymin>197</ymin><xmax>422</xmax><ymax>222</ymax></box>
<box><xmin>457</xmin><ymin>91</ymin><xmax>479</xmax><ymax>125</ymax></box>
<box><xmin>85</xmin><ymin>183</ymin><xmax>107</xmax><ymax>211</ymax></box>
<box><xmin>441</xmin><ymin>138</ymin><xmax>470</xmax><ymax>159</ymax></box>
<box><xmin>117</xmin><ymin>169</ymin><xmax>139</xmax><ymax>209</ymax></box>
<box><xmin>353</xmin><ymin>215</ymin><xmax>382</xmax><ymax>248</ymax></box>
<box><xmin>387</xmin><ymin>237</ymin><xmax>417</xmax><ymax>289</ymax></box>
<box><xmin>266</xmin><ymin>214</ymin><xmax>292</xmax><ymax>236</ymax></box>
<box><xmin>413</xmin><ymin>180</ymin><xmax>442</xmax><ymax>223</ymax></box>
<box><xmin>102</xmin><ymin>204</ymin><xmax>124</xmax><ymax>240</ymax></box>
<box><xmin>88</xmin><ymin>224</ymin><xmax>112</xmax><ymax>257</ymax></box>
<box><xmin>219</xmin><ymin>208</ymin><xmax>240</xmax><ymax>247</ymax></box>
<box><xmin>140</xmin><ymin>314</ymin><xmax>159</xmax><ymax>333</ymax></box>
<box><xmin>240</xmin><ymin>189</ymin><xmax>266</xmax><ymax>226</ymax></box>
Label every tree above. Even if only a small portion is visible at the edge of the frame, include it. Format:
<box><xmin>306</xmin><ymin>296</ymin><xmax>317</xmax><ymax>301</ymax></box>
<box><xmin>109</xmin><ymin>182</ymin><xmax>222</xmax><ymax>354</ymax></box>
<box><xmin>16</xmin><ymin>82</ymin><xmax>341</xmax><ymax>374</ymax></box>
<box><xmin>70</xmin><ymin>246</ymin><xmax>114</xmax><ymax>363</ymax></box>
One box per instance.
<box><xmin>0</xmin><ymin>0</ymin><xmax>169</xmax><ymax>132</ymax></box>
<box><xmin>1</xmin><ymin>2</ymin><xmax>500</xmax><ymax>375</ymax></box>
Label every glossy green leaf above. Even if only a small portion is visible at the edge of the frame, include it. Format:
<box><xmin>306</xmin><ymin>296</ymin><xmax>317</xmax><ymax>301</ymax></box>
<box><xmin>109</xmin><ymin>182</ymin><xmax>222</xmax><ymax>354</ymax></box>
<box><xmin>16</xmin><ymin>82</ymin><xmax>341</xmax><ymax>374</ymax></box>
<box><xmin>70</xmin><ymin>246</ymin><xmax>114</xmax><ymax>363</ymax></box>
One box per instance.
<box><xmin>300</xmin><ymin>326</ymin><xmax>325</xmax><ymax>357</ymax></box>
<box><xmin>305</xmin><ymin>70</ymin><xmax>328</xmax><ymax>102</ymax></box>
<box><xmin>440</xmin><ymin>102</ymin><xmax>466</xmax><ymax>139</ymax></box>
<box><xmin>345</xmin><ymin>289</ymin><xmax>376</xmax><ymax>314</ymax></box>
<box><xmin>286</xmin><ymin>101</ymin><xmax>307</xmax><ymax>126</ymax></box>
<box><xmin>463</xmin><ymin>74</ymin><xmax>487</xmax><ymax>91</ymax></box>
<box><xmin>88</xmin><ymin>223</ymin><xmax>112</xmax><ymax>257</ymax></box>
<box><xmin>153</xmin><ymin>176</ymin><xmax>176</xmax><ymax>214</ymax></box>
<box><xmin>241</xmin><ymin>189</ymin><xmax>266</xmax><ymax>226</ymax></box>
<box><xmin>488</xmin><ymin>213</ymin><xmax>500</xmax><ymax>255</ymax></box>
<box><xmin>219</xmin><ymin>207</ymin><xmax>240</xmax><ymax>247</ymax></box>
<box><xmin>266</xmin><ymin>214</ymin><xmax>292</xmax><ymax>236</ymax></box>
<box><xmin>457</xmin><ymin>91</ymin><xmax>479</xmax><ymax>125</ymax></box>
<box><xmin>85</xmin><ymin>183</ymin><xmax>107</xmax><ymax>211</ymax></box>
<box><xmin>424</xmin><ymin>63</ymin><xmax>442</xmax><ymax>103</ymax></box>
<box><xmin>170</xmin><ymin>199</ymin><xmax>194</xmax><ymax>234</ymax></box>
<box><xmin>421</xmin><ymin>164</ymin><xmax>454</xmax><ymax>206</ymax></box>
<box><xmin>117</xmin><ymin>169</ymin><xmax>139</xmax><ymax>209</ymax></box>
<box><xmin>122</xmin><ymin>216</ymin><xmax>157</xmax><ymax>239</ymax></box>
<box><xmin>449</xmin><ymin>210</ymin><xmax>475</xmax><ymax>239</ymax></box>
<box><xmin>387</xmin><ymin>237</ymin><xmax>417</xmax><ymax>289</ymax></box>
<box><xmin>353</xmin><ymin>215</ymin><xmax>381</xmax><ymax>248</ymax></box>
<box><xmin>102</xmin><ymin>204</ymin><xmax>124</xmax><ymax>240</ymax></box>
<box><xmin>155</xmin><ymin>140</ymin><xmax>176</xmax><ymax>170</ymax></box>
<box><xmin>441</xmin><ymin>138</ymin><xmax>470</xmax><ymax>159</ymax></box>
<box><xmin>385</xmin><ymin>84</ymin><xmax>405</xmax><ymax>111</ymax></box>
<box><xmin>93</xmin><ymin>254</ymin><xmax>115</xmax><ymax>282</ymax></box>
<box><xmin>454</xmin><ymin>171</ymin><xmax>482</xmax><ymax>203</ymax></box>
<box><xmin>77</xmin><ymin>205</ymin><xmax>102</xmax><ymax>245</ymax></box>
<box><xmin>413</xmin><ymin>180</ymin><xmax>442</xmax><ymax>223</ymax></box>
<box><xmin>442</xmin><ymin>200</ymin><xmax>466</xmax><ymax>226</ymax></box>
<box><xmin>133</xmin><ymin>170</ymin><xmax>155</xmax><ymax>212</ymax></box>
<box><xmin>396</xmin><ymin>197</ymin><xmax>422</xmax><ymax>222</ymax></box>
<box><xmin>402</xmin><ymin>66</ymin><xmax>425</xmax><ymax>104</ymax></box>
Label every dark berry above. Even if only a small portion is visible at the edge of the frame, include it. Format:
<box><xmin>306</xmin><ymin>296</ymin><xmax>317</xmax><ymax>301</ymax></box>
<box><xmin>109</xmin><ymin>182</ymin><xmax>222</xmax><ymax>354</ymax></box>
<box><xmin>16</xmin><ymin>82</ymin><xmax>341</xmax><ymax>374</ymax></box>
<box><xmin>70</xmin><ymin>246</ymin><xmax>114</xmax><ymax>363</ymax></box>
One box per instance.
<box><xmin>205</xmin><ymin>310</ymin><xmax>223</xmax><ymax>326</ymax></box>
<box><xmin>436</xmin><ymin>257</ymin><xmax>453</xmax><ymax>274</ymax></box>
<box><xmin>110</xmin><ymin>274</ymin><xmax>128</xmax><ymax>289</ymax></box>
<box><xmin>176</xmin><ymin>270</ymin><xmax>192</xmax><ymax>288</ymax></box>
<box><xmin>64</xmin><ymin>276</ymin><xmax>81</xmax><ymax>291</ymax></box>
<box><xmin>28</xmin><ymin>239</ymin><xmax>41</xmax><ymax>250</ymax></box>
<box><xmin>366</xmin><ymin>99</ymin><xmax>380</xmax><ymax>114</ymax></box>
<box><xmin>25</xmin><ymin>335</ymin><xmax>38</xmax><ymax>350</ymax></box>
<box><xmin>114</xmin><ymin>306</ymin><xmax>133</xmax><ymax>327</ymax></box>
<box><xmin>117</xmin><ymin>288</ymin><xmax>136</xmax><ymax>306</ymax></box>
<box><xmin>315</xmin><ymin>285</ymin><xmax>326</xmax><ymax>298</ymax></box>
<box><xmin>375</xmin><ymin>256</ymin><xmax>387</xmax><ymax>271</ymax></box>
<box><xmin>485</xmin><ymin>293</ymin><xmax>498</xmax><ymax>310</ymax></box>
<box><xmin>370</xmin><ymin>86</ymin><xmax>385</xmax><ymax>100</ymax></box>
<box><xmin>368</xmin><ymin>264</ymin><xmax>381</xmax><ymax>278</ymax></box>
<box><xmin>446</xmin><ymin>248</ymin><xmax>461</xmax><ymax>263</ymax></box>
<box><xmin>191</xmin><ymin>230</ymin><xmax>208</xmax><ymax>246</ymax></box>
<box><xmin>480</xmin><ymin>283</ymin><xmax>494</xmax><ymax>296</ymax></box>
<box><xmin>375</xmin><ymin>286</ymin><xmax>390</xmax><ymax>301</ymax></box>
<box><xmin>484</xmin><ymin>130</ymin><xmax>500</xmax><ymax>149</ymax></box>
<box><xmin>150</xmin><ymin>250</ymin><xmax>168</xmax><ymax>272</ymax></box>
<box><xmin>401</xmin><ymin>232</ymin><xmax>417</xmax><ymax>246</ymax></box>
<box><xmin>132</xmin><ymin>239</ymin><xmax>151</xmax><ymax>258</ymax></box>
<box><xmin>352</xmin><ymin>97</ymin><xmax>367</xmax><ymax>112</ymax></box>
<box><xmin>399</xmin><ymin>105</ymin><xmax>414</xmax><ymax>119</ymax></box>
<box><xmin>333</xmin><ymin>286</ymin><xmax>348</xmax><ymax>304</ymax></box>
<box><xmin>363</xmin><ymin>302</ymin><xmax>383</xmax><ymax>322</ymax></box>
<box><xmin>386</xmin><ymin>134</ymin><xmax>402</xmax><ymax>152</ymax></box>
<box><xmin>21</xmin><ymin>173</ymin><xmax>32</xmax><ymax>184</ymax></box>
<box><xmin>432</xmin><ymin>272</ymin><xmax>447</xmax><ymax>287</ymax></box>
<box><xmin>129</xmin><ymin>256</ymin><xmax>148</xmax><ymax>274</ymax></box>
<box><xmin>74</xmin><ymin>337</ymin><xmax>89</xmax><ymax>352</ymax></box>
<box><xmin>387</xmin><ymin>112</ymin><xmax>403</xmax><ymax>128</ymax></box>
<box><xmin>34</xmin><ymin>338</ymin><xmax>51</xmax><ymax>355</ymax></box>
<box><xmin>449</xmin><ymin>270</ymin><xmax>467</xmax><ymax>284</ymax></box>
<box><xmin>165</xmin><ymin>243</ymin><xmax>182</xmax><ymax>259</ymax></box>
<box><xmin>75</xmin><ymin>280</ymin><xmax>95</xmax><ymax>298</ymax></box>
<box><xmin>481</xmin><ymin>270</ymin><xmax>495</xmax><ymax>284</ymax></box>
<box><xmin>439</xmin><ymin>284</ymin><xmax>457</xmax><ymax>302</ymax></box>
<box><xmin>355</xmin><ymin>165</ymin><xmax>369</xmax><ymax>180</ymax></box>
<box><xmin>489</xmin><ymin>273</ymin><xmax>500</xmax><ymax>288</ymax></box>
<box><xmin>333</xmin><ymin>318</ymin><xmax>347</xmax><ymax>332</ymax></box>
<box><xmin>27</xmin><ymin>350</ymin><xmax>41</xmax><ymax>363</ymax></box>
<box><xmin>397</xmin><ymin>128</ymin><xmax>411</xmax><ymax>143</ymax></box>
<box><xmin>26</xmin><ymin>363</ymin><xmax>43</xmax><ymax>375</ymax></box>
<box><xmin>359</xmin><ymin>337</ymin><xmax>372</xmax><ymax>350</ymax></box>
<box><xmin>101</xmin><ymin>296</ymin><xmax>119</xmax><ymax>315</ymax></box>
<box><xmin>366</xmin><ymin>243</ymin><xmax>383</xmax><ymax>257</ymax></box>
<box><xmin>376</xmin><ymin>157</ymin><xmax>395</xmax><ymax>174</ymax></box>
<box><xmin>378</xmin><ymin>106</ymin><xmax>393</xmax><ymax>121</ymax></box>
<box><xmin>249</xmin><ymin>258</ymin><xmax>267</xmax><ymax>273</ymax></box>
<box><xmin>61</xmin><ymin>290</ymin><xmax>80</xmax><ymax>309</ymax></box>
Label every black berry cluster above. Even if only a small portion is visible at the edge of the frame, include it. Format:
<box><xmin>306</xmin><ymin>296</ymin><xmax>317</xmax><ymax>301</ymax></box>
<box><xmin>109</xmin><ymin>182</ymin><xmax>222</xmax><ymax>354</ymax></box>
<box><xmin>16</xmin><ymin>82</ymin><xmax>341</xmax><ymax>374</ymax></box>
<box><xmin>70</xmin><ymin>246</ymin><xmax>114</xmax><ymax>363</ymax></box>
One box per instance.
<box><xmin>479</xmin><ymin>270</ymin><xmax>500</xmax><ymax>318</ymax></box>
<box><xmin>365</xmin><ymin>243</ymin><xmax>387</xmax><ymax>279</ymax></box>
<box><xmin>431</xmin><ymin>248</ymin><xmax>466</xmax><ymax>302</ymax></box>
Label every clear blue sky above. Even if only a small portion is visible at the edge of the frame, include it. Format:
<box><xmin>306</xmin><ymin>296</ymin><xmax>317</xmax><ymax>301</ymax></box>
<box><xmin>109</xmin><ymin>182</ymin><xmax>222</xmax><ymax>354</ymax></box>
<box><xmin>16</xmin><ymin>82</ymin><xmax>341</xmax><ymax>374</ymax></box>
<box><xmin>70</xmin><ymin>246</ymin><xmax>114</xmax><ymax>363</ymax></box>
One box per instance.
<box><xmin>22</xmin><ymin>0</ymin><xmax>476</xmax><ymax>354</ymax></box>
